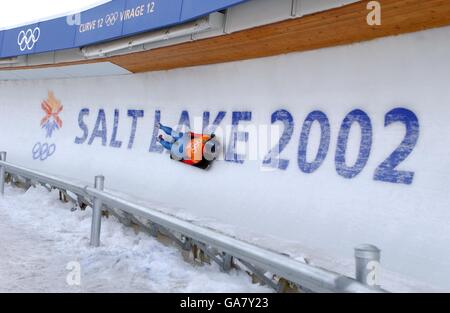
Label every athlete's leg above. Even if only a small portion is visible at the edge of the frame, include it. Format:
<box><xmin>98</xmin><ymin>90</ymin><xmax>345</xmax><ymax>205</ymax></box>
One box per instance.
<box><xmin>159</xmin><ymin>124</ymin><xmax>174</xmax><ymax>136</ymax></box>
<box><xmin>157</xmin><ymin>135</ymin><xmax>173</xmax><ymax>151</ymax></box>
<box><xmin>158</xmin><ymin>123</ymin><xmax>183</xmax><ymax>140</ymax></box>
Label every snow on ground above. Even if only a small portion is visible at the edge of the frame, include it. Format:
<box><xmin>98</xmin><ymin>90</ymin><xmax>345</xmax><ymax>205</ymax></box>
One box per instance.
<box><xmin>122</xmin><ymin>192</ymin><xmax>441</xmax><ymax>293</ymax></box>
<box><xmin>0</xmin><ymin>183</ymin><xmax>438</xmax><ymax>293</ymax></box>
<box><xmin>0</xmin><ymin>185</ymin><xmax>271</xmax><ymax>293</ymax></box>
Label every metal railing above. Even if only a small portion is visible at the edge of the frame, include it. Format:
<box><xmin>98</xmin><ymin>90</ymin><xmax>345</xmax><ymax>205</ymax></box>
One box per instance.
<box><xmin>0</xmin><ymin>152</ymin><xmax>386</xmax><ymax>293</ymax></box>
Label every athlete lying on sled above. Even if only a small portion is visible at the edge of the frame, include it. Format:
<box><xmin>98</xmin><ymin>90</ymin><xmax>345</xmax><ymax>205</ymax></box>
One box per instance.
<box><xmin>156</xmin><ymin>123</ymin><xmax>219</xmax><ymax>169</ymax></box>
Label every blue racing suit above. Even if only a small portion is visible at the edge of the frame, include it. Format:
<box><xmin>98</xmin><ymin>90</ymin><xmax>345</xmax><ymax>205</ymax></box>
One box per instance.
<box><xmin>158</xmin><ymin>124</ymin><xmax>183</xmax><ymax>150</ymax></box>
<box><xmin>157</xmin><ymin>124</ymin><xmax>192</xmax><ymax>160</ymax></box>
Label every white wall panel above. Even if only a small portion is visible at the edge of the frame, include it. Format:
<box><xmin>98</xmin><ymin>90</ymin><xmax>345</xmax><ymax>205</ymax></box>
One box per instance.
<box><xmin>1</xmin><ymin>26</ymin><xmax>449</xmax><ymax>291</ymax></box>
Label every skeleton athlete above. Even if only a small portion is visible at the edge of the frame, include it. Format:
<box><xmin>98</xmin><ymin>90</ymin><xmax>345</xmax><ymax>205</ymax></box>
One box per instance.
<box><xmin>156</xmin><ymin>123</ymin><xmax>210</xmax><ymax>165</ymax></box>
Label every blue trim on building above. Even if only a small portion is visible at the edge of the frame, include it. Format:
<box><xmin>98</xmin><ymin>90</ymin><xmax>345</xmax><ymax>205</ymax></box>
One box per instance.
<box><xmin>0</xmin><ymin>0</ymin><xmax>247</xmax><ymax>58</ymax></box>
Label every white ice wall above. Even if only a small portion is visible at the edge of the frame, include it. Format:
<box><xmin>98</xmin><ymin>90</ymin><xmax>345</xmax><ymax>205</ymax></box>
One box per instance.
<box><xmin>1</xmin><ymin>25</ymin><xmax>450</xmax><ymax>290</ymax></box>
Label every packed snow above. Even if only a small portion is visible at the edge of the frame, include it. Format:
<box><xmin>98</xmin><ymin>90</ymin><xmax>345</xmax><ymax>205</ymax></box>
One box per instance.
<box><xmin>0</xmin><ymin>185</ymin><xmax>271</xmax><ymax>293</ymax></box>
<box><xmin>0</xmin><ymin>183</ymin><xmax>441</xmax><ymax>292</ymax></box>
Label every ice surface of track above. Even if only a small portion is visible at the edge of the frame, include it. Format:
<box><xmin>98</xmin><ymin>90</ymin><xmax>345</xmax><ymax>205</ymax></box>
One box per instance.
<box><xmin>0</xmin><ymin>186</ymin><xmax>270</xmax><ymax>293</ymax></box>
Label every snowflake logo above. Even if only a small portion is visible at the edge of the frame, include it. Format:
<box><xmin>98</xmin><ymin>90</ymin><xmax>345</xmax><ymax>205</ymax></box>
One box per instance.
<box><xmin>40</xmin><ymin>91</ymin><xmax>63</xmax><ymax>138</ymax></box>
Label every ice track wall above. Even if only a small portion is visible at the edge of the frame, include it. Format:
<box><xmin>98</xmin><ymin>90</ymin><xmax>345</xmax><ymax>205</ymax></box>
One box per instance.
<box><xmin>1</xmin><ymin>26</ymin><xmax>450</xmax><ymax>290</ymax></box>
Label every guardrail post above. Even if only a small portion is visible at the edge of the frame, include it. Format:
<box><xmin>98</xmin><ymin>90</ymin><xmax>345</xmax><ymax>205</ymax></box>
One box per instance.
<box><xmin>0</xmin><ymin>152</ymin><xmax>7</xmax><ymax>196</ymax></box>
<box><xmin>90</xmin><ymin>175</ymin><xmax>104</xmax><ymax>247</ymax></box>
<box><xmin>355</xmin><ymin>244</ymin><xmax>381</xmax><ymax>288</ymax></box>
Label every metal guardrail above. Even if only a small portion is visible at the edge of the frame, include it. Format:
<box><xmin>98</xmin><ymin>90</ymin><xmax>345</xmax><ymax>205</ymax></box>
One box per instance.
<box><xmin>0</xmin><ymin>153</ymin><xmax>387</xmax><ymax>293</ymax></box>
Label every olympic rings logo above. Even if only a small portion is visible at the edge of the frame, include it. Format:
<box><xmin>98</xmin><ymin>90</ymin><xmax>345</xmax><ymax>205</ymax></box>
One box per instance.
<box><xmin>105</xmin><ymin>12</ymin><xmax>119</xmax><ymax>27</ymax></box>
<box><xmin>32</xmin><ymin>142</ymin><xmax>56</xmax><ymax>161</ymax></box>
<box><xmin>17</xmin><ymin>27</ymin><xmax>40</xmax><ymax>51</ymax></box>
